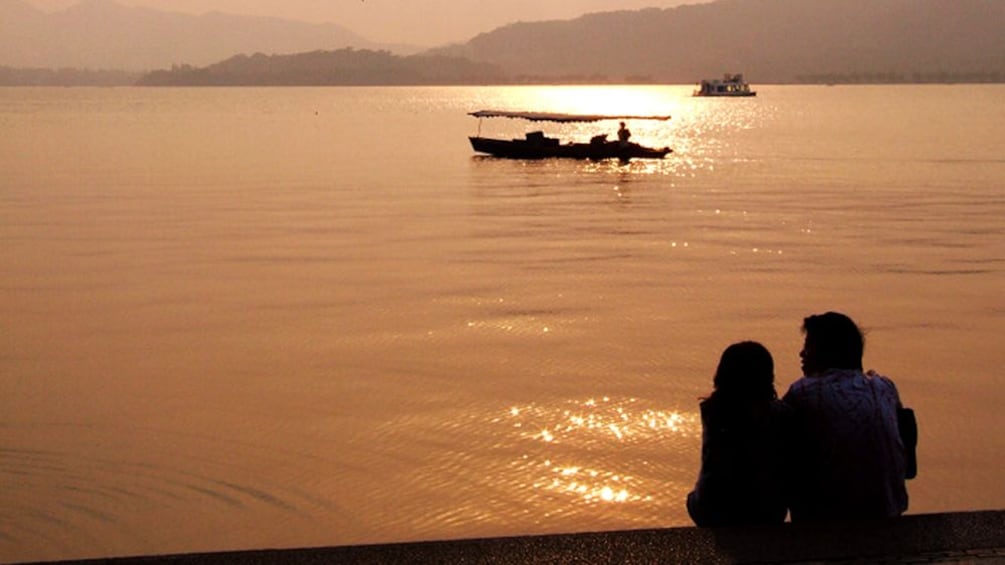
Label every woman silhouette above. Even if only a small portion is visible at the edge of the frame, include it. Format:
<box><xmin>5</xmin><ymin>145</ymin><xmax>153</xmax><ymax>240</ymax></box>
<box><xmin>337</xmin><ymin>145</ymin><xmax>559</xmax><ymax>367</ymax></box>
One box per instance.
<box><xmin>686</xmin><ymin>341</ymin><xmax>789</xmax><ymax>527</ymax></box>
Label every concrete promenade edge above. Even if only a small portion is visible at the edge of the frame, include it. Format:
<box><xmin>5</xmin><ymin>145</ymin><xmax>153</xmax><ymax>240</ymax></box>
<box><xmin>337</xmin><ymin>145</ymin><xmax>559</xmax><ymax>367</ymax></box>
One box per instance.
<box><xmin>26</xmin><ymin>509</ymin><xmax>1005</xmax><ymax>564</ymax></box>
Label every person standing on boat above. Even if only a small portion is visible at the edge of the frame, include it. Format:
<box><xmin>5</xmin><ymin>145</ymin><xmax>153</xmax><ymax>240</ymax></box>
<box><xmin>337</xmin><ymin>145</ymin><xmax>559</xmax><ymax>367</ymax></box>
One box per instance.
<box><xmin>617</xmin><ymin>121</ymin><xmax>632</xmax><ymax>148</ymax></box>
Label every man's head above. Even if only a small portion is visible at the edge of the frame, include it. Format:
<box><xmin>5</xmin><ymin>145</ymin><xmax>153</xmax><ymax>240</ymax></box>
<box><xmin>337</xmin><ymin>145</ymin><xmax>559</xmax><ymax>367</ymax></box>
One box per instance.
<box><xmin>800</xmin><ymin>311</ymin><xmax>864</xmax><ymax>376</ymax></box>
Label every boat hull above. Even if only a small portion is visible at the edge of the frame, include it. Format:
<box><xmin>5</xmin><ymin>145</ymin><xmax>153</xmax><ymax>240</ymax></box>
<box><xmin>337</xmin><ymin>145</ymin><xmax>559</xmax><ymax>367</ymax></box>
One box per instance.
<box><xmin>469</xmin><ymin>137</ymin><xmax>671</xmax><ymax>161</ymax></box>
<box><xmin>693</xmin><ymin>91</ymin><xmax>757</xmax><ymax>97</ymax></box>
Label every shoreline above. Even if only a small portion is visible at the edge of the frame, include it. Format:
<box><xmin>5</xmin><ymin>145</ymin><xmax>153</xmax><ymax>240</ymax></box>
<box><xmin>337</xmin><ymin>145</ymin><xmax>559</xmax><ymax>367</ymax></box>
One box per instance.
<box><xmin>25</xmin><ymin>510</ymin><xmax>1005</xmax><ymax>564</ymax></box>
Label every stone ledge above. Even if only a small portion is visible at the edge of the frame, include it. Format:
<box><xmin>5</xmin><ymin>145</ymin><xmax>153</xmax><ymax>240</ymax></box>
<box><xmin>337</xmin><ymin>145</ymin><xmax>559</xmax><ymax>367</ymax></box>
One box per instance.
<box><xmin>28</xmin><ymin>510</ymin><xmax>1005</xmax><ymax>564</ymax></box>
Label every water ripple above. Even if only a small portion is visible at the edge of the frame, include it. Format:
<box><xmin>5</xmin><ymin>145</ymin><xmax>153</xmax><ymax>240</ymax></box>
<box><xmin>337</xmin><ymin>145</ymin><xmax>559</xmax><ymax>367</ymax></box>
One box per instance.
<box><xmin>0</xmin><ymin>422</ymin><xmax>351</xmax><ymax>560</ymax></box>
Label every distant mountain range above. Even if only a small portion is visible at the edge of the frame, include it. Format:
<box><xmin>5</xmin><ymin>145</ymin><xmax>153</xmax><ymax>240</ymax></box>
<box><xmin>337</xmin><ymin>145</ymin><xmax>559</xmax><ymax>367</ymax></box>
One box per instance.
<box><xmin>431</xmin><ymin>0</ymin><xmax>1005</xmax><ymax>83</ymax></box>
<box><xmin>3</xmin><ymin>0</ymin><xmax>1003</xmax><ymax>84</ymax></box>
<box><xmin>0</xmin><ymin>0</ymin><xmax>416</xmax><ymax>71</ymax></box>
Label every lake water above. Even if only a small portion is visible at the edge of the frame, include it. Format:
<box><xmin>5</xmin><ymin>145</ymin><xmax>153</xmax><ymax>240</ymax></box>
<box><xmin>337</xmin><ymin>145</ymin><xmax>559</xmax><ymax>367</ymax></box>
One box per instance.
<box><xmin>1</xmin><ymin>85</ymin><xmax>1003</xmax><ymax>562</ymax></box>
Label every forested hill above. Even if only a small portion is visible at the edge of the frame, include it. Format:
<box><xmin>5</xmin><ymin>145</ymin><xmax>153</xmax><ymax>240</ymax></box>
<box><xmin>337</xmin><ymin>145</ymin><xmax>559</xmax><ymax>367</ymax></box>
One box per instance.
<box><xmin>136</xmin><ymin>49</ymin><xmax>507</xmax><ymax>86</ymax></box>
<box><xmin>430</xmin><ymin>0</ymin><xmax>1005</xmax><ymax>83</ymax></box>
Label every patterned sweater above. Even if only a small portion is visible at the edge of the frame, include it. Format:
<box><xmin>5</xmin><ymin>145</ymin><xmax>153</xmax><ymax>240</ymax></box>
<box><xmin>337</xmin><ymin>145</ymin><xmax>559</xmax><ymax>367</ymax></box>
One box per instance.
<box><xmin>783</xmin><ymin>368</ymin><xmax>909</xmax><ymax>522</ymax></box>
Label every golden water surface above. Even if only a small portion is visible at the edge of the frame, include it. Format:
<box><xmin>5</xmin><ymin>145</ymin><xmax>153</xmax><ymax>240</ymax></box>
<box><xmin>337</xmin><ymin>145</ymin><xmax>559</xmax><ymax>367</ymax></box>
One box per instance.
<box><xmin>1</xmin><ymin>85</ymin><xmax>1003</xmax><ymax>562</ymax></box>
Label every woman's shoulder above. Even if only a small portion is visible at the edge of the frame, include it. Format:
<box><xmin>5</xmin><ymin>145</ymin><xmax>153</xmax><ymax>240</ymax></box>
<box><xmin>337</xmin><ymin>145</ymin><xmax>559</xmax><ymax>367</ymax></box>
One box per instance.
<box><xmin>767</xmin><ymin>398</ymin><xmax>793</xmax><ymax>424</ymax></box>
<box><xmin>701</xmin><ymin>395</ymin><xmax>788</xmax><ymax>428</ymax></box>
<box><xmin>768</xmin><ymin>397</ymin><xmax>789</xmax><ymax>413</ymax></box>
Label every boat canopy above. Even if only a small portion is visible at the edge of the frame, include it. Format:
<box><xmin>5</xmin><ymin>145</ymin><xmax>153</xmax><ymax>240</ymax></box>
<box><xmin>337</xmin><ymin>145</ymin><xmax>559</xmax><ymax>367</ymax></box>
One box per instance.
<box><xmin>469</xmin><ymin>110</ymin><xmax>671</xmax><ymax>122</ymax></box>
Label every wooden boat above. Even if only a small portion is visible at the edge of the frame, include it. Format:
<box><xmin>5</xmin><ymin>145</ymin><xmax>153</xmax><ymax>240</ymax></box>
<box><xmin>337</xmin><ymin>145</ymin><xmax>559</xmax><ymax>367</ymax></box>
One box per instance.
<box><xmin>468</xmin><ymin>110</ymin><xmax>672</xmax><ymax>161</ymax></box>
<box><xmin>693</xmin><ymin>73</ymin><xmax>757</xmax><ymax>97</ymax></box>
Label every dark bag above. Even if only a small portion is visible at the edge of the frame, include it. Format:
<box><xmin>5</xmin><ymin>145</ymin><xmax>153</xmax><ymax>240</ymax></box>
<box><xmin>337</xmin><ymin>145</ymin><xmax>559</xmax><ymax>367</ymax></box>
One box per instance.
<box><xmin>897</xmin><ymin>407</ymin><xmax>918</xmax><ymax>479</ymax></box>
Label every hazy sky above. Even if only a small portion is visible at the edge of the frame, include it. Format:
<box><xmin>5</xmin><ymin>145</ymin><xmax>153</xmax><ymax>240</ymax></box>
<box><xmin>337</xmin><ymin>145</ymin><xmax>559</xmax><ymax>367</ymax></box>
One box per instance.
<box><xmin>24</xmin><ymin>0</ymin><xmax>704</xmax><ymax>46</ymax></box>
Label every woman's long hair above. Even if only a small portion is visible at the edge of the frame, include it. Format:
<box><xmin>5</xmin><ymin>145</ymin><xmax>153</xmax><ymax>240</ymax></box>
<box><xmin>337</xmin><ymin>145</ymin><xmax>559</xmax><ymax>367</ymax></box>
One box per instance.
<box><xmin>710</xmin><ymin>341</ymin><xmax>778</xmax><ymax>403</ymax></box>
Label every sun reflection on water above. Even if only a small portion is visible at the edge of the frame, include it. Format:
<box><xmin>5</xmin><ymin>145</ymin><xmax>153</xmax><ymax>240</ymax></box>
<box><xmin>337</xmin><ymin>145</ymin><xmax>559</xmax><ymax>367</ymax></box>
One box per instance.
<box><xmin>534</xmin><ymin>457</ymin><xmax>643</xmax><ymax>504</ymax></box>
<box><xmin>490</xmin><ymin>86</ymin><xmax>678</xmax><ymax>118</ymax></box>
<box><xmin>522</xmin><ymin>397</ymin><xmax>689</xmax><ymax>446</ymax></box>
<box><xmin>494</xmin><ymin>397</ymin><xmax>697</xmax><ymax>508</ymax></box>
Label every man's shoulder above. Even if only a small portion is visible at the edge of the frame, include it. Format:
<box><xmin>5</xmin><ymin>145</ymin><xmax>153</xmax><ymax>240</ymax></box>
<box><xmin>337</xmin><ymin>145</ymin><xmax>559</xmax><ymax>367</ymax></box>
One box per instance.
<box><xmin>865</xmin><ymin>370</ymin><xmax>901</xmax><ymax>398</ymax></box>
<box><xmin>784</xmin><ymin>375</ymin><xmax>824</xmax><ymax>397</ymax></box>
<box><xmin>783</xmin><ymin>369</ymin><xmax>862</xmax><ymax>401</ymax></box>
<box><xmin>865</xmin><ymin>370</ymin><xmax>896</xmax><ymax>386</ymax></box>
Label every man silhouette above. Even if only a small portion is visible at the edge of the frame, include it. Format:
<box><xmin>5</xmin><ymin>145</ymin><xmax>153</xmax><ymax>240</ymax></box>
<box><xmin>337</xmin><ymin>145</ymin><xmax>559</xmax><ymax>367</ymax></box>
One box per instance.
<box><xmin>783</xmin><ymin>312</ymin><xmax>909</xmax><ymax>522</ymax></box>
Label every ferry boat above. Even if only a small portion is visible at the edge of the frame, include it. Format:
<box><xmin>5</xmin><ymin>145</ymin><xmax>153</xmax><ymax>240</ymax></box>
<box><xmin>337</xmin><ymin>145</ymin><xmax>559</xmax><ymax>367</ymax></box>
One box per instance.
<box><xmin>693</xmin><ymin>73</ymin><xmax>757</xmax><ymax>97</ymax></box>
<box><xmin>468</xmin><ymin>110</ymin><xmax>673</xmax><ymax>161</ymax></box>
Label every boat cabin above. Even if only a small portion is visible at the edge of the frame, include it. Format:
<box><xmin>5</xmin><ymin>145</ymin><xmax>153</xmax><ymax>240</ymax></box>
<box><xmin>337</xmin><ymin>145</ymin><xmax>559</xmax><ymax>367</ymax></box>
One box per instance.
<box><xmin>694</xmin><ymin>73</ymin><xmax>757</xmax><ymax>97</ymax></box>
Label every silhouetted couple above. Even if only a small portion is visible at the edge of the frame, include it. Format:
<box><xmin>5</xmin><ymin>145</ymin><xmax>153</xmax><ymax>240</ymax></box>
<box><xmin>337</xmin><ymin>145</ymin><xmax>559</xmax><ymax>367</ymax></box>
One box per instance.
<box><xmin>686</xmin><ymin>311</ymin><xmax>912</xmax><ymax>527</ymax></box>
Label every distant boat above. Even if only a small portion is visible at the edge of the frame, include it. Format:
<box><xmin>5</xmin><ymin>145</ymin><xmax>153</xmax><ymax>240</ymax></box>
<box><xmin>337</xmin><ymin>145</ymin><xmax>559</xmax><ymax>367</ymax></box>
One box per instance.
<box><xmin>693</xmin><ymin>73</ymin><xmax>757</xmax><ymax>97</ymax></box>
<box><xmin>468</xmin><ymin>110</ymin><xmax>673</xmax><ymax>161</ymax></box>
